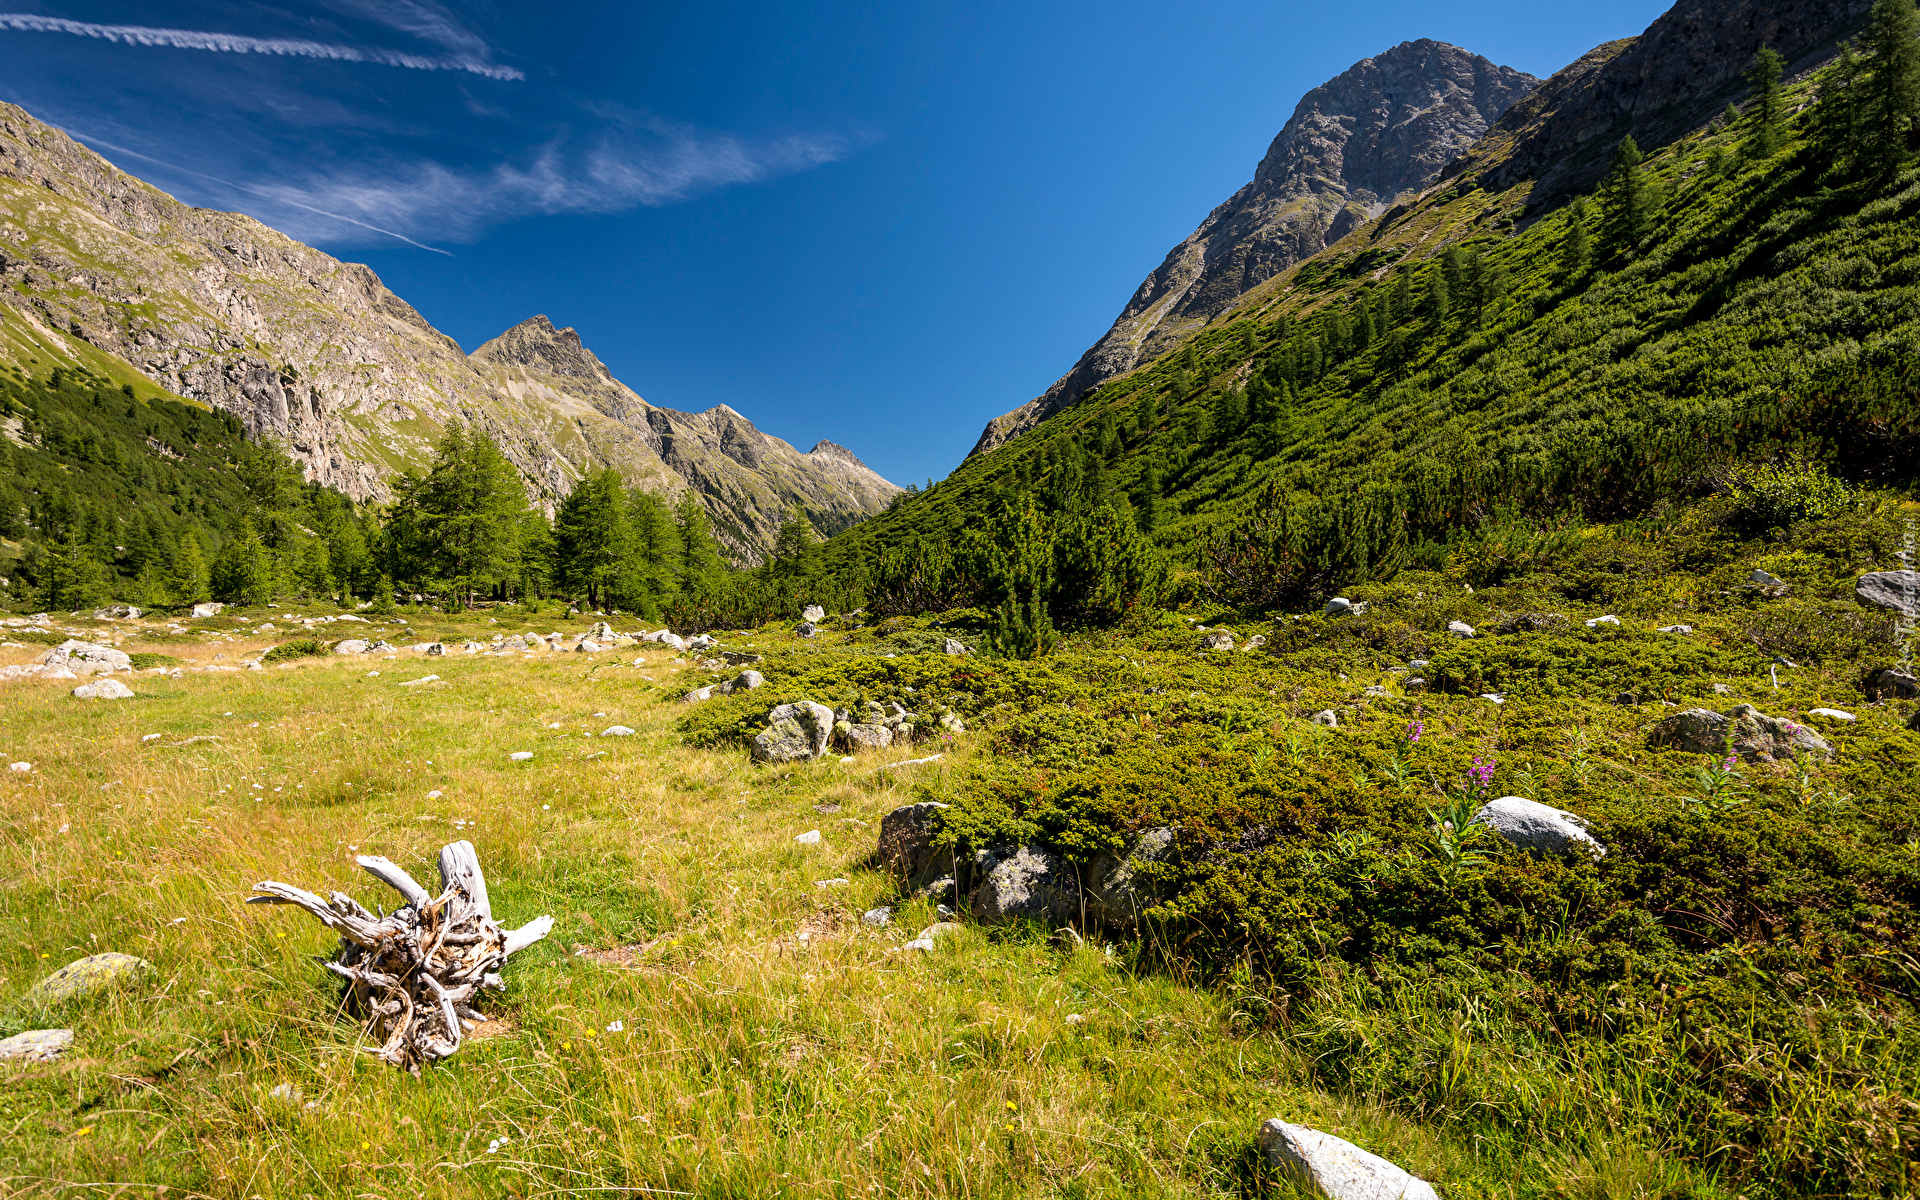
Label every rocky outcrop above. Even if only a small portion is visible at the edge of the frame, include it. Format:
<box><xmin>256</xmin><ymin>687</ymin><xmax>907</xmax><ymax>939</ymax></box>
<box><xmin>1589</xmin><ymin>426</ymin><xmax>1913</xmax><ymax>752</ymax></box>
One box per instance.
<box><xmin>751</xmin><ymin>701</ymin><xmax>836</xmax><ymax>764</ymax></box>
<box><xmin>1650</xmin><ymin>703</ymin><xmax>1835</xmax><ymax>763</ymax></box>
<box><xmin>0</xmin><ymin>102</ymin><xmax>898</xmax><ymax>562</ymax></box>
<box><xmin>1464</xmin><ymin>0</ymin><xmax>1874</xmax><ymax>206</ymax></box>
<box><xmin>971</xmin><ymin>41</ymin><xmax>1536</xmax><ymax>455</ymax></box>
<box><xmin>1857</xmin><ymin>571</ymin><xmax>1920</xmax><ymax>613</ymax></box>
<box><xmin>969</xmin><ymin>845</ymin><xmax>1079</xmax><ymax>926</ymax></box>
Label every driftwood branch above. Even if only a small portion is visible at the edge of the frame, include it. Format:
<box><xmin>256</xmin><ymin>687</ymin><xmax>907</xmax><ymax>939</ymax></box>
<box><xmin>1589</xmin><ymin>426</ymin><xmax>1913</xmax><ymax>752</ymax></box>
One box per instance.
<box><xmin>249</xmin><ymin>839</ymin><xmax>551</xmax><ymax>1073</ymax></box>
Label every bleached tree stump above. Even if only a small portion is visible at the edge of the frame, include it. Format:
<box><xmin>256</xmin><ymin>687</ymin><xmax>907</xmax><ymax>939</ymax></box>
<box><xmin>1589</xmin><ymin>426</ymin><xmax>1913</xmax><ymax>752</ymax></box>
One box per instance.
<box><xmin>248</xmin><ymin>840</ymin><xmax>553</xmax><ymax>1073</ymax></box>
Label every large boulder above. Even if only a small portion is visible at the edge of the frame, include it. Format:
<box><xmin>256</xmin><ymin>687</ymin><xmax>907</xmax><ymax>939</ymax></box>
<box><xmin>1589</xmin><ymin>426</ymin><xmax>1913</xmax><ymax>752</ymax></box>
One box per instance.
<box><xmin>751</xmin><ymin>701</ymin><xmax>834</xmax><ymax>763</ymax></box>
<box><xmin>1865</xmin><ymin>668</ymin><xmax>1919</xmax><ymax>701</ymax></box>
<box><xmin>1257</xmin><ymin>1120</ymin><xmax>1438</xmax><ymax>1200</ymax></box>
<box><xmin>1199</xmin><ymin>631</ymin><xmax>1235</xmax><ymax>651</ymax></box>
<box><xmin>802</xmin><ymin>605</ymin><xmax>827</xmax><ymax>623</ymax></box>
<box><xmin>1472</xmin><ymin>797</ymin><xmax>1605</xmax><ymax>859</ymax></box>
<box><xmin>41</xmin><ymin>640</ymin><xmax>131</xmax><ymax>675</ymax></box>
<box><xmin>942</xmin><ymin>638</ymin><xmax>970</xmax><ymax>656</ymax></box>
<box><xmin>878</xmin><ymin>801</ymin><xmax>950</xmax><ymax>882</ymax></box>
<box><xmin>333</xmin><ymin>639</ymin><xmax>370</xmax><ymax>655</ymax></box>
<box><xmin>1649</xmin><ymin>704</ymin><xmax>1834</xmax><ymax>763</ymax></box>
<box><xmin>721</xmin><ymin>670</ymin><xmax>764</xmax><ymax>694</ymax></box>
<box><xmin>1856</xmin><ymin>570</ymin><xmax>1920</xmax><ymax>612</ymax></box>
<box><xmin>190</xmin><ymin>602</ymin><xmax>223</xmax><ymax>618</ymax></box>
<box><xmin>22</xmin><ymin>953</ymin><xmax>152</xmax><ymax>1006</ymax></box>
<box><xmin>72</xmin><ymin>678</ymin><xmax>134</xmax><ymax>700</ymax></box>
<box><xmin>1086</xmin><ymin>827</ymin><xmax>1177</xmax><ymax>928</ymax></box>
<box><xmin>91</xmin><ymin>605</ymin><xmax>140</xmax><ymax>620</ymax></box>
<box><xmin>970</xmin><ymin>845</ymin><xmax>1079</xmax><ymax>926</ymax></box>
<box><xmin>0</xmin><ymin>1029</ymin><xmax>73</xmax><ymax>1062</ymax></box>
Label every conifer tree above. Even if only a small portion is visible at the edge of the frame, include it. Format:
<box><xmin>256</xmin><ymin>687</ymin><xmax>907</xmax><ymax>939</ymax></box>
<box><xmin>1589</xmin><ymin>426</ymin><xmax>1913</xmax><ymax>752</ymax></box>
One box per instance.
<box><xmin>1860</xmin><ymin>0</ymin><xmax>1920</xmax><ymax>175</ymax></box>
<box><xmin>1598</xmin><ymin>136</ymin><xmax>1655</xmax><ymax>258</ymax></box>
<box><xmin>1745</xmin><ymin>46</ymin><xmax>1787</xmax><ymax>159</ymax></box>
<box><xmin>552</xmin><ymin>469</ymin><xmax>631</xmax><ymax>610</ymax></box>
<box><xmin>33</xmin><ymin>536</ymin><xmax>108</xmax><ymax>612</ymax></box>
<box><xmin>624</xmin><ymin>490</ymin><xmax>682</xmax><ymax>616</ymax></box>
<box><xmin>164</xmin><ymin>530</ymin><xmax>209</xmax><ymax>605</ymax></box>
<box><xmin>673</xmin><ymin>495</ymin><xmax>727</xmax><ymax>602</ymax></box>
<box><xmin>1218</xmin><ymin>385</ymin><xmax>1248</xmax><ymax>433</ymax></box>
<box><xmin>1391</xmin><ymin>268</ymin><xmax>1414</xmax><ymax>324</ymax></box>
<box><xmin>414</xmin><ymin>422</ymin><xmax>527</xmax><ymax>608</ymax></box>
<box><xmin>1424</xmin><ymin>265</ymin><xmax>1451</xmax><ymax>327</ymax></box>
<box><xmin>210</xmin><ymin>526</ymin><xmax>275</xmax><ymax>606</ymax></box>
<box><xmin>1812</xmin><ymin>42</ymin><xmax>1864</xmax><ymax>168</ymax></box>
<box><xmin>1134</xmin><ymin>462</ymin><xmax>1162</xmax><ymax>532</ymax></box>
<box><xmin>1560</xmin><ymin>198</ymin><xmax>1591</xmax><ymax>276</ymax></box>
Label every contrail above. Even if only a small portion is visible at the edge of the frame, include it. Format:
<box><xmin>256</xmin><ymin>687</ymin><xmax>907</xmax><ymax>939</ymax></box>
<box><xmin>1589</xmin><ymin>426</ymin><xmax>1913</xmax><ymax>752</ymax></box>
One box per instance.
<box><xmin>69</xmin><ymin>130</ymin><xmax>456</xmax><ymax>256</ymax></box>
<box><xmin>0</xmin><ymin>13</ymin><xmax>522</xmax><ymax>80</ymax></box>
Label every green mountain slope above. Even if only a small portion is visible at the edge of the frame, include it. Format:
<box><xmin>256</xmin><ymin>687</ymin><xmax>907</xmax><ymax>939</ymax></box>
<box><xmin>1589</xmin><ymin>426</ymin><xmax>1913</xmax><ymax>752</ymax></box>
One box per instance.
<box><xmin>823</xmin><ymin>63</ymin><xmax>1920</xmax><ymax>600</ymax></box>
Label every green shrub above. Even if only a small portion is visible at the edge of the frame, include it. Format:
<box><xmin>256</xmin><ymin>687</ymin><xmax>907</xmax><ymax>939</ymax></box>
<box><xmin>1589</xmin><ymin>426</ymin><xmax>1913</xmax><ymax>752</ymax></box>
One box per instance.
<box><xmin>1719</xmin><ymin>458</ymin><xmax>1866</xmax><ymax>534</ymax></box>
<box><xmin>126</xmin><ymin>652</ymin><xmax>180</xmax><ymax>670</ymax></box>
<box><xmin>261</xmin><ymin>638</ymin><xmax>328</xmax><ymax>664</ymax></box>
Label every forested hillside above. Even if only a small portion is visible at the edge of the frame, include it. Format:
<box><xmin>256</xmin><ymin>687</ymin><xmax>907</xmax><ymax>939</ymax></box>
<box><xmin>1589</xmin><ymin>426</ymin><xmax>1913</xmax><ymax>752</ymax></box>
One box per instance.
<box><xmin>816</xmin><ymin>22</ymin><xmax>1920</xmax><ymax>648</ymax></box>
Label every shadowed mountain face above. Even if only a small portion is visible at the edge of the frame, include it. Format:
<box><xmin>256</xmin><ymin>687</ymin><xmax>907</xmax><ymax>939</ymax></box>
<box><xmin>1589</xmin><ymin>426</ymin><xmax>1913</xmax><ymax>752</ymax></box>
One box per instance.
<box><xmin>0</xmin><ymin>102</ymin><xmax>897</xmax><ymax>563</ymax></box>
<box><xmin>1462</xmin><ymin>0</ymin><xmax>1874</xmax><ymax>204</ymax></box>
<box><xmin>970</xmin><ymin>39</ymin><xmax>1537</xmax><ymax>456</ymax></box>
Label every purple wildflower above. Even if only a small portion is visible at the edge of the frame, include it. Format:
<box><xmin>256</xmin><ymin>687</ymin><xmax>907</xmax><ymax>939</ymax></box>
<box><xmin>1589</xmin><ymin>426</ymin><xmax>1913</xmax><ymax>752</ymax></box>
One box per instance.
<box><xmin>1721</xmin><ymin>754</ymin><xmax>1738</xmax><ymax>772</ymax></box>
<box><xmin>1468</xmin><ymin>755</ymin><xmax>1496</xmax><ymax>794</ymax></box>
<box><xmin>1406</xmin><ymin>720</ymin><xmax>1424</xmax><ymax>744</ymax></box>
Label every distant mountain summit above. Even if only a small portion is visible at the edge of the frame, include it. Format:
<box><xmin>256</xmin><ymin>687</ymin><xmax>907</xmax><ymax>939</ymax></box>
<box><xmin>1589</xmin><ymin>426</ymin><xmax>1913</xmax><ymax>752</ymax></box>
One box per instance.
<box><xmin>971</xmin><ymin>39</ymin><xmax>1537</xmax><ymax>455</ymax></box>
<box><xmin>0</xmin><ymin>103</ymin><xmax>898</xmax><ymax>562</ymax></box>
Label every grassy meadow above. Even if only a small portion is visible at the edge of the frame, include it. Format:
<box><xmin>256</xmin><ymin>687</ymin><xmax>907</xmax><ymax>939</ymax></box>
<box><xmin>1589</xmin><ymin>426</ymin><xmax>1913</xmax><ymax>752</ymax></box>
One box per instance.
<box><xmin>4</xmin><ymin>484</ymin><xmax>1919</xmax><ymax>1200</ymax></box>
<box><xmin>0</xmin><ymin>616</ymin><xmax>1433</xmax><ymax>1200</ymax></box>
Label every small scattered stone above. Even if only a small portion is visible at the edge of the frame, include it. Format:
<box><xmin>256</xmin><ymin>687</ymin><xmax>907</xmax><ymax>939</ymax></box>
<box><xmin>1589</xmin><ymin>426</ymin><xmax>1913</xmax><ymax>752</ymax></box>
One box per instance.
<box><xmin>941</xmin><ymin>638</ymin><xmax>969</xmax><ymax>656</ymax></box>
<box><xmin>1447</xmin><ymin>621</ymin><xmax>1476</xmax><ymax>638</ymax></box>
<box><xmin>861</xmin><ymin>907</ymin><xmax>892</xmax><ymax>927</ymax></box>
<box><xmin>1584</xmin><ymin>615</ymin><xmax>1622</xmax><ymax>628</ymax></box>
<box><xmin>601</xmin><ymin>725</ymin><xmax>635</xmax><ymax>737</ymax></box>
<box><xmin>508</xmin><ymin>751</ymin><xmax>534</xmax><ymax>762</ymax></box>
<box><xmin>1808</xmin><ymin>708</ymin><xmax>1856</xmax><ymax>721</ymax></box>
<box><xmin>1199</xmin><ymin>631</ymin><xmax>1235</xmax><ymax>651</ymax></box>
<box><xmin>801</xmin><ymin>605</ymin><xmax>827</xmax><ymax>623</ymax></box>
<box><xmin>1310</xmin><ymin>709</ymin><xmax>1339</xmax><ymax>727</ymax></box>
<box><xmin>795</xmin><ymin>830</ymin><xmax>822</xmax><ymax>845</ymax></box>
<box><xmin>1750</xmin><ymin>567</ymin><xmax>1789</xmax><ymax>592</ymax></box>
<box><xmin>1657</xmin><ymin>624</ymin><xmax>1693</xmax><ymax>634</ymax></box>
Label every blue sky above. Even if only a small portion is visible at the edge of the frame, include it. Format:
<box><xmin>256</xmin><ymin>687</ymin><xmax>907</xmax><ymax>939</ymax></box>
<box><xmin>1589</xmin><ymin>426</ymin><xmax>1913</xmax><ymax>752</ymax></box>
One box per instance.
<box><xmin>0</xmin><ymin>0</ymin><xmax>1670</xmax><ymax>486</ymax></box>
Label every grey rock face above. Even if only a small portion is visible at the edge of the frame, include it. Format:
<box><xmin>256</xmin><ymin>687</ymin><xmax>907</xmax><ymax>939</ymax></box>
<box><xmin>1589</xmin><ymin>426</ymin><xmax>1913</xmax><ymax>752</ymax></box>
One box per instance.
<box><xmin>42</xmin><ymin>640</ymin><xmax>131</xmax><ymax>674</ymax></box>
<box><xmin>1086</xmin><ymin>827</ymin><xmax>1177</xmax><ymax>928</ymax></box>
<box><xmin>22</xmin><ymin>953</ymin><xmax>152</xmax><ymax>1006</ymax></box>
<box><xmin>970</xmin><ymin>846</ymin><xmax>1079</xmax><ymax>926</ymax></box>
<box><xmin>0</xmin><ymin>1029</ymin><xmax>73</xmax><ymax>1062</ymax></box>
<box><xmin>72</xmin><ymin>678</ymin><xmax>134</xmax><ymax>700</ymax></box>
<box><xmin>333</xmin><ymin>639</ymin><xmax>370</xmax><ymax>655</ymax></box>
<box><xmin>971</xmin><ymin>41</ymin><xmax>1536</xmax><ymax>456</ymax></box>
<box><xmin>1857</xmin><ymin>571</ymin><xmax>1920</xmax><ymax>613</ymax></box>
<box><xmin>751</xmin><ymin>701</ymin><xmax>835</xmax><ymax>763</ymax></box>
<box><xmin>877</xmin><ymin>801</ymin><xmax>951</xmax><ymax>881</ymax></box>
<box><xmin>1471</xmin><ymin>0</ymin><xmax>1874</xmax><ymax>207</ymax></box>
<box><xmin>723</xmin><ymin>670</ymin><xmax>765</xmax><ymax>694</ymax></box>
<box><xmin>1257</xmin><ymin>1120</ymin><xmax>1439</xmax><ymax>1200</ymax></box>
<box><xmin>1472</xmin><ymin>796</ymin><xmax>1605</xmax><ymax>859</ymax></box>
<box><xmin>1650</xmin><ymin>704</ymin><xmax>1834</xmax><ymax>763</ymax></box>
<box><xmin>942</xmin><ymin>638</ymin><xmax>970</xmax><ymax>656</ymax></box>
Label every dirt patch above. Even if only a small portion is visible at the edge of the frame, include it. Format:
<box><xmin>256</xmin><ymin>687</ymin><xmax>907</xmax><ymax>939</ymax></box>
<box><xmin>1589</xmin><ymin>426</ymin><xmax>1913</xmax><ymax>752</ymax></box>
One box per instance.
<box><xmin>466</xmin><ymin>1018</ymin><xmax>516</xmax><ymax>1041</ymax></box>
<box><xmin>576</xmin><ymin>936</ymin><xmax>668</xmax><ymax>968</ymax></box>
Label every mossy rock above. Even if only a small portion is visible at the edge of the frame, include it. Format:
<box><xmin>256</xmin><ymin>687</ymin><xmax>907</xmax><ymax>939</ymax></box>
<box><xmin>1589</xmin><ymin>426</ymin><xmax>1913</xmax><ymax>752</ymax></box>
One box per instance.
<box><xmin>21</xmin><ymin>952</ymin><xmax>152</xmax><ymax>1006</ymax></box>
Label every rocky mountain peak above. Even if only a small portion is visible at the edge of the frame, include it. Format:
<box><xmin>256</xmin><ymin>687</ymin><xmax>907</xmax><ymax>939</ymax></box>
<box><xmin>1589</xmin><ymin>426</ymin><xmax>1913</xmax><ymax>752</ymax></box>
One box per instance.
<box><xmin>807</xmin><ymin>440</ymin><xmax>873</xmax><ymax>470</ymax></box>
<box><xmin>472</xmin><ymin>315</ymin><xmax>616</xmax><ymax>384</ymax></box>
<box><xmin>970</xmin><ymin>40</ymin><xmax>1537</xmax><ymax>457</ymax></box>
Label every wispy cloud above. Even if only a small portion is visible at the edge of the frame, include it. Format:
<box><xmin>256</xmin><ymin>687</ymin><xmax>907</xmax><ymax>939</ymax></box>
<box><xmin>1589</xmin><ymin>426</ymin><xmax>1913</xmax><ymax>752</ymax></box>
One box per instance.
<box><xmin>0</xmin><ymin>12</ymin><xmax>523</xmax><ymax>80</ymax></box>
<box><xmin>68</xmin><ymin>116</ymin><xmax>864</xmax><ymax>250</ymax></box>
<box><xmin>243</xmin><ymin>121</ymin><xmax>864</xmax><ymax>245</ymax></box>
